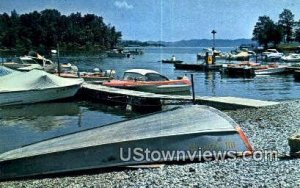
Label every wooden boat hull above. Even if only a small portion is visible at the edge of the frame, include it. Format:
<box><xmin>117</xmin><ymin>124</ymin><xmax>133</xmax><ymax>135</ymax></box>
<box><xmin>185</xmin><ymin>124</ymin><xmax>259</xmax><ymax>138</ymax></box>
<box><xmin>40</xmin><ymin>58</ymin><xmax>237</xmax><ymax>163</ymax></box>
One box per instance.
<box><xmin>115</xmin><ymin>84</ymin><xmax>191</xmax><ymax>94</ymax></box>
<box><xmin>0</xmin><ymin>105</ymin><xmax>252</xmax><ymax>180</ymax></box>
<box><xmin>0</xmin><ymin>85</ymin><xmax>81</xmax><ymax>107</ymax></box>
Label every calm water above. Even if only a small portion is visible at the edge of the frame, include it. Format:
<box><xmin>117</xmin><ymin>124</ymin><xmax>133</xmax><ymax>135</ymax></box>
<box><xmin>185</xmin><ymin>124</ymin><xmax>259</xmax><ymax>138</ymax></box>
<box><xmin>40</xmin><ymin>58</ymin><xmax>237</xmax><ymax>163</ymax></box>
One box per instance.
<box><xmin>1</xmin><ymin>47</ymin><xmax>300</xmax><ymax>153</ymax></box>
<box><xmin>61</xmin><ymin>47</ymin><xmax>300</xmax><ymax>101</ymax></box>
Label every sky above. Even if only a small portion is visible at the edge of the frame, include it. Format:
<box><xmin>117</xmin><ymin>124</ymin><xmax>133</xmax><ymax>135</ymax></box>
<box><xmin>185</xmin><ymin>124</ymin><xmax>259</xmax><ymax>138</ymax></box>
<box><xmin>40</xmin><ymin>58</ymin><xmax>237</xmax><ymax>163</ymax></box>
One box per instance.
<box><xmin>0</xmin><ymin>0</ymin><xmax>299</xmax><ymax>42</ymax></box>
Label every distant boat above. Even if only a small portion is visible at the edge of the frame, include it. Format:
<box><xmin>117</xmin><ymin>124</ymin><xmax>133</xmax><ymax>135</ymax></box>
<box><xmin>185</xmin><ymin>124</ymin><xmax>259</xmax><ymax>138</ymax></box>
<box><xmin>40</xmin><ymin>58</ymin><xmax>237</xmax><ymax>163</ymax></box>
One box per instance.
<box><xmin>262</xmin><ymin>49</ymin><xmax>279</xmax><ymax>56</ymax></box>
<box><xmin>0</xmin><ymin>70</ymin><xmax>83</xmax><ymax>106</ymax></box>
<box><xmin>162</xmin><ymin>56</ymin><xmax>183</xmax><ymax>64</ymax></box>
<box><xmin>266</xmin><ymin>52</ymin><xmax>283</xmax><ymax>60</ymax></box>
<box><xmin>281</xmin><ymin>54</ymin><xmax>300</xmax><ymax>62</ymax></box>
<box><xmin>103</xmin><ymin>69</ymin><xmax>191</xmax><ymax>94</ymax></box>
<box><xmin>227</xmin><ymin>51</ymin><xmax>250</xmax><ymax>61</ymax></box>
<box><xmin>196</xmin><ymin>48</ymin><xmax>225</xmax><ymax>60</ymax></box>
<box><xmin>57</xmin><ymin>69</ymin><xmax>116</xmax><ymax>83</ymax></box>
<box><xmin>107</xmin><ymin>49</ymin><xmax>130</xmax><ymax>58</ymax></box>
<box><xmin>3</xmin><ymin>55</ymin><xmax>57</xmax><ymax>73</ymax></box>
<box><xmin>128</xmin><ymin>48</ymin><xmax>144</xmax><ymax>55</ymax></box>
<box><xmin>0</xmin><ymin>105</ymin><xmax>253</xmax><ymax>180</ymax></box>
<box><xmin>255</xmin><ymin>64</ymin><xmax>288</xmax><ymax>75</ymax></box>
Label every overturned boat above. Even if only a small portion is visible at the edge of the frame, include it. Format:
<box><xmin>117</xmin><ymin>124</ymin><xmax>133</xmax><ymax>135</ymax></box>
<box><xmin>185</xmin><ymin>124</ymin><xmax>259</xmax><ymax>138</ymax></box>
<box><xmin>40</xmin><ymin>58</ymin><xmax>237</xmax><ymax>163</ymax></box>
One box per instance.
<box><xmin>0</xmin><ymin>70</ymin><xmax>83</xmax><ymax>106</ymax></box>
<box><xmin>0</xmin><ymin>105</ymin><xmax>253</xmax><ymax>180</ymax></box>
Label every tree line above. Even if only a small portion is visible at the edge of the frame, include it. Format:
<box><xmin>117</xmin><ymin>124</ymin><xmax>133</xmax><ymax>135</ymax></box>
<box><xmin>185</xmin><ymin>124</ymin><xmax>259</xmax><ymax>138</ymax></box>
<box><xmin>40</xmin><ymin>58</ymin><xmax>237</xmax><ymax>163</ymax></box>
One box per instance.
<box><xmin>252</xmin><ymin>9</ymin><xmax>300</xmax><ymax>48</ymax></box>
<box><xmin>0</xmin><ymin>9</ymin><xmax>122</xmax><ymax>53</ymax></box>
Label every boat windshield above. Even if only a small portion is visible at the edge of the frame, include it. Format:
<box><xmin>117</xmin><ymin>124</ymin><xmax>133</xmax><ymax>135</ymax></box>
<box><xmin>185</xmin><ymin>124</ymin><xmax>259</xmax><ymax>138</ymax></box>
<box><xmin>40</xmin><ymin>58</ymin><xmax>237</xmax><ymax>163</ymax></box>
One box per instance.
<box><xmin>123</xmin><ymin>72</ymin><xmax>146</xmax><ymax>81</ymax></box>
<box><xmin>21</xmin><ymin>59</ymin><xmax>38</xmax><ymax>64</ymax></box>
<box><xmin>145</xmin><ymin>73</ymin><xmax>169</xmax><ymax>81</ymax></box>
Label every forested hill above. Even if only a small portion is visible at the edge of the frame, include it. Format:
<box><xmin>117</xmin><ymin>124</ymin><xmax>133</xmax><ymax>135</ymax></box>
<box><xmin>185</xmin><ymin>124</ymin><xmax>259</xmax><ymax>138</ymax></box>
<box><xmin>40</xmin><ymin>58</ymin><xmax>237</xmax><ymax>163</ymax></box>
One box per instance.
<box><xmin>0</xmin><ymin>9</ymin><xmax>122</xmax><ymax>53</ymax></box>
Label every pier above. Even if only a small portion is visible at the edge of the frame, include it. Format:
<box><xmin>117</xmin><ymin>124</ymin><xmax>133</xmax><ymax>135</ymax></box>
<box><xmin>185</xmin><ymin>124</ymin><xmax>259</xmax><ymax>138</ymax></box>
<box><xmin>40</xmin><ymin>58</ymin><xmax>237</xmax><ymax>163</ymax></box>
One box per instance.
<box><xmin>81</xmin><ymin>83</ymin><xmax>279</xmax><ymax>110</ymax></box>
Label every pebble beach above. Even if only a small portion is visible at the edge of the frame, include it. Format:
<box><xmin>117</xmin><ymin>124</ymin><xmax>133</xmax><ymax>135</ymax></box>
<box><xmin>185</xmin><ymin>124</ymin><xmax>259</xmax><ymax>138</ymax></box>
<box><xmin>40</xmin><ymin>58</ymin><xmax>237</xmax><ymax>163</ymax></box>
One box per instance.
<box><xmin>1</xmin><ymin>100</ymin><xmax>300</xmax><ymax>187</ymax></box>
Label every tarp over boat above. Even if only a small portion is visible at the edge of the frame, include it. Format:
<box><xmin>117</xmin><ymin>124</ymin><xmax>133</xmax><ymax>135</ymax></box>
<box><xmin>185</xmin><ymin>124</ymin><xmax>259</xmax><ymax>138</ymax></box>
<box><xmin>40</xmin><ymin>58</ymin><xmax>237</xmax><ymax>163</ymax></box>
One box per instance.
<box><xmin>0</xmin><ymin>69</ymin><xmax>83</xmax><ymax>92</ymax></box>
<box><xmin>0</xmin><ymin>105</ymin><xmax>253</xmax><ymax>180</ymax></box>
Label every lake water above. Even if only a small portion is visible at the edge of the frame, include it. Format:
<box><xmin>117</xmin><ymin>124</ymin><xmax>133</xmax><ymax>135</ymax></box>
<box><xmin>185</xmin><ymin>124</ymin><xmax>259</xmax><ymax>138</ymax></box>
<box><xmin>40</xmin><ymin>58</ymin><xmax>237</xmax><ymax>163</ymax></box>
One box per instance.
<box><xmin>0</xmin><ymin>47</ymin><xmax>300</xmax><ymax>154</ymax></box>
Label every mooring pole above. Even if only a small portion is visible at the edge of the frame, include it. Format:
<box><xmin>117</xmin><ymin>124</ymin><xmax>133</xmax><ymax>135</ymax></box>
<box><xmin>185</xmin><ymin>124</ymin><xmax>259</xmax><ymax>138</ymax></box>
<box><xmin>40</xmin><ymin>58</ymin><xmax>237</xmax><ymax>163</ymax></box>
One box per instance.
<box><xmin>191</xmin><ymin>74</ymin><xmax>195</xmax><ymax>105</ymax></box>
<box><xmin>57</xmin><ymin>44</ymin><xmax>61</xmax><ymax>76</ymax></box>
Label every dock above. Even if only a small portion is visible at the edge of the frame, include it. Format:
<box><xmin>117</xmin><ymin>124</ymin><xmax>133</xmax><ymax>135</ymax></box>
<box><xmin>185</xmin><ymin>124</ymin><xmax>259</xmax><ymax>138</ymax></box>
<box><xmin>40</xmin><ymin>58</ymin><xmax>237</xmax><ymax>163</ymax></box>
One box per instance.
<box><xmin>81</xmin><ymin>83</ymin><xmax>279</xmax><ymax>110</ymax></box>
<box><xmin>174</xmin><ymin>63</ymin><xmax>222</xmax><ymax>71</ymax></box>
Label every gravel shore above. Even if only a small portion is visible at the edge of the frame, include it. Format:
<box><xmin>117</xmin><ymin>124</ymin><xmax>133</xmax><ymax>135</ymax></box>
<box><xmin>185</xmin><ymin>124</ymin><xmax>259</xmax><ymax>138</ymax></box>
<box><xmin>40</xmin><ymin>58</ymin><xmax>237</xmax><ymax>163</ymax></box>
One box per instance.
<box><xmin>1</xmin><ymin>100</ymin><xmax>300</xmax><ymax>187</ymax></box>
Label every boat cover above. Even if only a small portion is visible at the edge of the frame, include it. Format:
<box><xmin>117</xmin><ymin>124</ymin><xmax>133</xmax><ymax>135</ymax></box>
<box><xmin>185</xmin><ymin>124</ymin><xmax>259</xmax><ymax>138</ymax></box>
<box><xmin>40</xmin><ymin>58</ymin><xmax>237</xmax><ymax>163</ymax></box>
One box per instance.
<box><xmin>0</xmin><ymin>69</ymin><xmax>83</xmax><ymax>92</ymax></box>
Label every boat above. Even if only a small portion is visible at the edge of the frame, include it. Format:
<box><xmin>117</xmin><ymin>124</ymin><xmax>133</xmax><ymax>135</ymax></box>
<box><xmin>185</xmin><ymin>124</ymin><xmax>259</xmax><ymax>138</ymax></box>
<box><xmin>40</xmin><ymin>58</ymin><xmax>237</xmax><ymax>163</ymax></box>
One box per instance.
<box><xmin>281</xmin><ymin>54</ymin><xmax>300</xmax><ymax>62</ymax></box>
<box><xmin>128</xmin><ymin>48</ymin><xmax>144</xmax><ymax>55</ymax></box>
<box><xmin>262</xmin><ymin>49</ymin><xmax>280</xmax><ymax>56</ymax></box>
<box><xmin>0</xmin><ymin>70</ymin><xmax>83</xmax><ymax>106</ymax></box>
<box><xmin>266</xmin><ymin>52</ymin><xmax>283</xmax><ymax>60</ymax></box>
<box><xmin>196</xmin><ymin>48</ymin><xmax>226</xmax><ymax>60</ymax></box>
<box><xmin>103</xmin><ymin>69</ymin><xmax>191</xmax><ymax>94</ymax></box>
<box><xmin>57</xmin><ymin>69</ymin><xmax>116</xmax><ymax>83</ymax></box>
<box><xmin>255</xmin><ymin>64</ymin><xmax>288</xmax><ymax>75</ymax></box>
<box><xmin>3</xmin><ymin>55</ymin><xmax>57</xmax><ymax>73</ymax></box>
<box><xmin>227</xmin><ymin>51</ymin><xmax>250</xmax><ymax>61</ymax></box>
<box><xmin>0</xmin><ymin>105</ymin><xmax>253</xmax><ymax>180</ymax></box>
<box><xmin>162</xmin><ymin>55</ymin><xmax>183</xmax><ymax>64</ymax></box>
<box><xmin>107</xmin><ymin>49</ymin><xmax>131</xmax><ymax>58</ymax></box>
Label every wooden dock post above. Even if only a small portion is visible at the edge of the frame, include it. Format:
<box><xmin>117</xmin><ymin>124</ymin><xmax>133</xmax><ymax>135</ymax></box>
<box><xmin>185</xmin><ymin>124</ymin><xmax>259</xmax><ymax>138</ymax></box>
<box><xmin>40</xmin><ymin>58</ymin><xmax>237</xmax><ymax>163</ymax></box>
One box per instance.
<box><xmin>57</xmin><ymin>44</ymin><xmax>61</xmax><ymax>76</ymax></box>
<box><xmin>191</xmin><ymin>74</ymin><xmax>195</xmax><ymax>104</ymax></box>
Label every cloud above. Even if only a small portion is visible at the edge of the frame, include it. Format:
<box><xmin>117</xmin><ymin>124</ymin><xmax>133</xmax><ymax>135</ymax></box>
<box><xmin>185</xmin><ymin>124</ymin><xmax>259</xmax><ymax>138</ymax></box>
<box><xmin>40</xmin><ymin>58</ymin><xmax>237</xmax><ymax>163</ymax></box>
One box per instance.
<box><xmin>114</xmin><ymin>1</ymin><xmax>133</xmax><ymax>9</ymax></box>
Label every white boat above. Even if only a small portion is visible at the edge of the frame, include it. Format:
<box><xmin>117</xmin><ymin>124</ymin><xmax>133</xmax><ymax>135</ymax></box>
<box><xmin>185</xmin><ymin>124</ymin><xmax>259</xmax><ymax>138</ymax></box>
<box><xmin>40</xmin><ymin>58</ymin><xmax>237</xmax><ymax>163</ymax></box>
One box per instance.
<box><xmin>262</xmin><ymin>49</ymin><xmax>279</xmax><ymax>56</ymax></box>
<box><xmin>3</xmin><ymin>55</ymin><xmax>57</xmax><ymax>72</ymax></box>
<box><xmin>281</xmin><ymin>54</ymin><xmax>300</xmax><ymax>62</ymax></box>
<box><xmin>266</xmin><ymin>52</ymin><xmax>283</xmax><ymax>59</ymax></box>
<box><xmin>0</xmin><ymin>70</ymin><xmax>83</xmax><ymax>106</ymax></box>
<box><xmin>103</xmin><ymin>69</ymin><xmax>191</xmax><ymax>94</ymax></box>
<box><xmin>255</xmin><ymin>65</ymin><xmax>288</xmax><ymax>75</ymax></box>
<box><xmin>227</xmin><ymin>51</ymin><xmax>250</xmax><ymax>61</ymax></box>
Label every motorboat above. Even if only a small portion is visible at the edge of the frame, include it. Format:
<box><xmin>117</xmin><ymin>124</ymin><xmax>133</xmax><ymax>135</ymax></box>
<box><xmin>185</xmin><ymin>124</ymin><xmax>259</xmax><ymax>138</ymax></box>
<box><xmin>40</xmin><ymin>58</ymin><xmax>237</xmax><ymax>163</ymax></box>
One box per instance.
<box><xmin>196</xmin><ymin>48</ymin><xmax>226</xmax><ymax>60</ymax></box>
<box><xmin>227</xmin><ymin>51</ymin><xmax>250</xmax><ymax>61</ymax></box>
<box><xmin>107</xmin><ymin>49</ymin><xmax>130</xmax><ymax>58</ymax></box>
<box><xmin>281</xmin><ymin>54</ymin><xmax>300</xmax><ymax>62</ymax></box>
<box><xmin>255</xmin><ymin>64</ymin><xmax>288</xmax><ymax>75</ymax></box>
<box><xmin>3</xmin><ymin>55</ymin><xmax>57</xmax><ymax>72</ymax></box>
<box><xmin>57</xmin><ymin>68</ymin><xmax>116</xmax><ymax>83</ymax></box>
<box><xmin>262</xmin><ymin>49</ymin><xmax>279</xmax><ymax>56</ymax></box>
<box><xmin>103</xmin><ymin>69</ymin><xmax>191</xmax><ymax>94</ymax></box>
<box><xmin>162</xmin><ymin>55</ymin><xmax>183</xmax><ymax>64</ymax></box>
<box><xmin>0</xmin><ymin>69</ymin><xmax>83</xmax><ymax>106</ymax></box>
<box><xmin>266</xmin><ymin>52</ymin><xmax>283</xmax><ymax>60</ymax></box>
